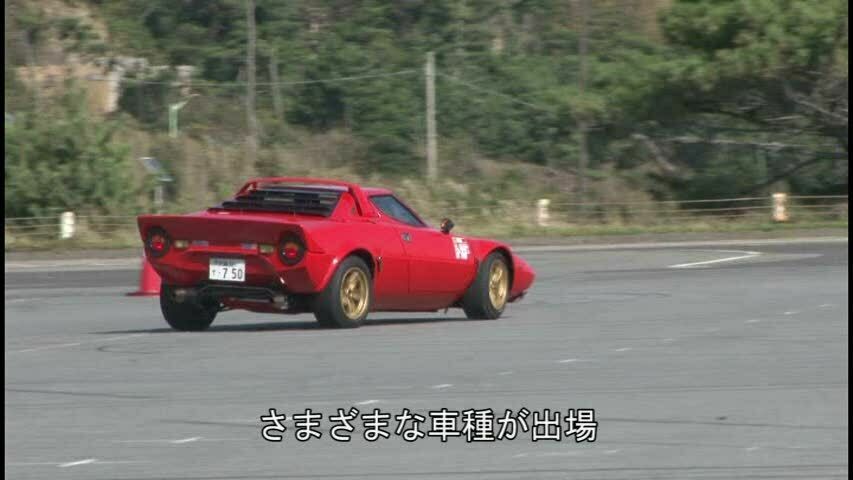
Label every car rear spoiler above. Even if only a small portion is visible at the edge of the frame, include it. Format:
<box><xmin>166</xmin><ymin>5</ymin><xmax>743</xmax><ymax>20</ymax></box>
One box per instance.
<box><xmin>236</xmin><ymin>177</ymin><xmax>378</xmax><ymax>218</ymax></box>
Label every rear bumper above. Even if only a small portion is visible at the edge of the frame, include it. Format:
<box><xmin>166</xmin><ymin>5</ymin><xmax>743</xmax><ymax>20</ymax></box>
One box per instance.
<box><xmin>149</xmin><ymin>248</ymin><xmax>335</xmax><ymax>294</ymax></box>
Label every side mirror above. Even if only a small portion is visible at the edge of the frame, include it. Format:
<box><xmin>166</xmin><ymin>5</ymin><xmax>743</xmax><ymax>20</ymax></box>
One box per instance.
<box><xmin>440</xmin><ymin>218</ymin><xmax>454</xmax><ymax>234</ymax></box>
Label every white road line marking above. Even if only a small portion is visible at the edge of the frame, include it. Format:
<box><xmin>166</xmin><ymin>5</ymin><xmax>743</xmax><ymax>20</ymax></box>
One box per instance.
<box><xmin>498</xmin><ymin>370</ymin><xmax>513</xmax><ymax>375</ymax></box>
<box><xmin>514</xmin><ymin>451</ymin><xmax>584</xmax><ymax>459</ymax></box>
<box><xmin>613</xmin><ymin>347</ymin><xmax>632</xmax><ymax>352</ymax></box>
<box><xmin>7</xmin><ymin>459</ymin><xmax>147</xmax><ymax>468</ymax></box>
<box><xmin>745</xmin><ymin>446</ymin><xmax>761</xmax><ymax>452</ymax></box>
<box><xmin>12</xmin><ymin>342</ymin><xmax>82</xmax><ymax>353</ymax></box>
<box><xmin>818</xmin><ymin>303</ymin><xmax>836</xmax><ymax>308</ymax></box>
<box><xmin>356</xmin><ymin>399</ymin><xmax>380</xmax><ymax>405</ymax></box>
<box><xmin>6</xmin><ymin>334</ymin><xmax>146</xmax><ymax>355</ymax></box>
<box><xmin>661</xmin><ymin>338</ymin><xmax>675</xmax><ymax>343</ymax></box>
<box><xmin>59</xmin><ymin>458</ymin><xmax>97</xmax><ymax>468</ymax></box>
<box><xmin>513</xmin><ymin>237</ymin><xmax>846</xmax><ymax>254</ymax></box>
<box><xmin>558</xmin><ymin>358</ymin><xmax>580</xmax><ymax>363</ymax></box>
<box><xmin>197</xmin><ymin>437</ymin><xmax>250</xmax><ymax>442</ymax></box>
<box><xmin>746</xmin><ymin>319</ymin><xmax>762</xmax><ymax>323</ymax></box>
<box><xmin>231</xmin><ymin>417</ymin><xmax>293</xmax><ymax>423</ymax></box>
<box><xmin>171</xmin><ymin>436</ymin><xmax>202</xmax><ymax>444</ymax></box>
<box><xmin>604</xmin><ymin>449</ymin><xmax>621</xmax><ymax>454</ymax></box>
<box><xmin>115</xmin><ymin>439</ymin><xmax>175</xmax><ymax>444</ymax></box>
<box><xmin>4</xmin><ymin>297</ymin><xmax>43</xmax><ymax>304</ymax></box>
<box><xmin>783</xmin><ymin>311</ymin><xmax>800</xmax><ymax>315</ymax></box>
<box><xmin>431</xmin><ymin>384</ymin><xmax>453</xmax><ymax>389</ymax></box>
<box><xmin>669</xmin><ymin>250</ymin><xmax>761</xmax><ymax>269</ymax></box>
<box><xmin>116</xmin><ymin>436</ymin><xmax>245</xmax><ymax>444</ymax></box>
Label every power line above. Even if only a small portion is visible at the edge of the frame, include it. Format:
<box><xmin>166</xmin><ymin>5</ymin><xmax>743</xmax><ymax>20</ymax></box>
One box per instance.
<box><xmin>83</xmin><ymin>63</ymin><xmax>554</xmax><ymax>116</ymax></box>
<box><xmin>82</xmin><ymin>69</ymin><xmax>419</xmax><ymax>87</ymax></box>
<box><xmin>437</xmin><ymin>73</ymin><xmax>553</xmax><ymax>113</ymax></box>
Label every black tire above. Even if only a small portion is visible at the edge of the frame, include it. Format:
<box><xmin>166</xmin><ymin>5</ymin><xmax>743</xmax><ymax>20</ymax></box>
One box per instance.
<box><xmin>160</xmin><ymin>285</ymin><xmax>218</xmax><ymax>331</ymax></box>
<box><xmin>462</xmin><ymin>252</ymin><xmax>510</xmax><ymax>320</ymax></box>
<box><xmin>314</xmin><ymin>256</ymin><xmax>373</xmax><ymax>328</ymax></box>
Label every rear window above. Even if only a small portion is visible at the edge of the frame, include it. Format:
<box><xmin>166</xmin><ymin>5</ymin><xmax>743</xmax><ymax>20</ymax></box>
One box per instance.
<box><xmin>370</xmin><ymin>195</ymin><xmax>424</xmax><ymax>227</ymax></box>
<box><xmin>217</xmin><ymin>185</ymin><xmax>342</xmax><ymax>217</ymax></box>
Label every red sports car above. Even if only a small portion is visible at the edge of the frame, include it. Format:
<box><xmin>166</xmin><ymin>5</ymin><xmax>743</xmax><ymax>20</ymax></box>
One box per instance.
<box><xmin>137</xmin><ymin>177</ymin><xmax>535</xmax><ymax>330</ymax></box>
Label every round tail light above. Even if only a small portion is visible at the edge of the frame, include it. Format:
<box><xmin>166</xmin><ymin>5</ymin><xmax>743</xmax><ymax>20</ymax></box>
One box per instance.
<box><xmin>146</xmin><ymin>227</ymin><xmax>171</xmax><ymax>258</ymax></box>
<box><xmin>279</xmin><ymin>233</ymin><xmax>305</xmax><ymax>266</ymax></box>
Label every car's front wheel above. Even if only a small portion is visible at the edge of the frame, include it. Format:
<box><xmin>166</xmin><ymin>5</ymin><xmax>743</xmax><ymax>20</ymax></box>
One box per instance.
<box><xmin>314</xmin><ymin>256</ymin><xmax>373</xmax><ymax>328</ymax></box>
<box><xmin>160</xmin><ymin>285</ymin><xmax>218</xmax><ymax>331</ymax></box>
<box><xmin>462</xmin><ymin>252</ymin><xmax>510</xmax><ymax>320</ymax></box>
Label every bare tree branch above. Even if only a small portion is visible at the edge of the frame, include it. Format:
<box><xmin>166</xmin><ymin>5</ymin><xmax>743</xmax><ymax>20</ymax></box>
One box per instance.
<box><xmin>747</xmin><ymin>156</ymin><xmax>827</xmax><ymax>194</ymax></box>
<box><xmin>661</xmin><ymin>135</ymin><xmax>835</xmax><ymax>151</ymax></box>
<box><xmin>783</xmin><ymin>83</ymin><xmax>849</xmax><ymax>125</ymax></box>
<box><xmin>631</xmin><ymin>133</ymin><xmax>679</xmax><ymax>174</ymax></box>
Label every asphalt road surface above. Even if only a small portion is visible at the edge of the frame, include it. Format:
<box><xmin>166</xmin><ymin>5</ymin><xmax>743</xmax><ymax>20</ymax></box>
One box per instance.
<box><xmin>5</xmin><ymin>240</ymin><xmax>848</xmax><ymax>479</ymax></box>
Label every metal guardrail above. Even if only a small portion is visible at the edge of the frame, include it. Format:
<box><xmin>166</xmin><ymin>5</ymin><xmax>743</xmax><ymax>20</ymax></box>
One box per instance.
<box><xmin>5</xmin><ymin>214</ymin><xmax>138</xmax><ymax>244</ymax></box>
<box><xmin>3</xmin><ymin>194</ymin><xmax>848</xmax><ymax>246</ymax></box>
<box><xmin>439</xmin><ymin>194</ymin><xmax>848</xmax><ymax>227</ymax></box>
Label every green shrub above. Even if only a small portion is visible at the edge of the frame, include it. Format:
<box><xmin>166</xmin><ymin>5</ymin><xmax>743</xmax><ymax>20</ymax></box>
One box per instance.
<box><xmin>5</xmin><ymin>88</ymin><xmax>137</xmax><ymax>217</ymax></box>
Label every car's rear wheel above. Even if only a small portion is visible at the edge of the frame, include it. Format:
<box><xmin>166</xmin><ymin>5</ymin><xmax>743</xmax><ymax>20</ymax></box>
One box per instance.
<box><xmin>314</xmin><ymin>256</ymin><xmax>372</xmax><ymax>328</ymax></box>
<box><xmin>160</xmin><ymin>285</ymin><xmax>218</xmax><ymax>331</ymax></box>
<box><xmin>462</xmin><ymin>252</ymin><xmax>510</xmax><ymax>320</ymax></box>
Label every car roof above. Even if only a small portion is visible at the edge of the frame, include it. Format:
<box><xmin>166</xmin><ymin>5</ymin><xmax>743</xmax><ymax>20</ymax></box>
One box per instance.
<box><xmin>362</xmin><ymin>187</ymin><xmax>393</xmax><ymax>196</ymax></box>
<box><xmin>255</xmin><ymin>182</ymin><xmax>347</xmax><ymax>192</ymax></box>
<box><xmin>252</xmin><ymin>180</ymin><xmax>391</xmax><ymax>197</ymax></box>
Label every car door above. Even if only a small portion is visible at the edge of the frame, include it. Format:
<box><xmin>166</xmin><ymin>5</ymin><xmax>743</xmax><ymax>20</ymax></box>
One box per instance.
<box><xmin>369</xmin><ymin>195</ymin><xmax>476</xmax><ymax>307</ymax></box>
<box><xmin>401</xmin><ymin>227</ymin><xmax>476</xmax><ymax>295</ymax></box>
<box><xmin>336</xmin><ymin>193</ymin><xmax>411</xmax><ymax>311</ymax></box>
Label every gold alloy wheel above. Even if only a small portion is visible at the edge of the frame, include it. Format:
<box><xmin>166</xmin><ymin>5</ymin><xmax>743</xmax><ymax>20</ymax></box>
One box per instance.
<box><xmin>488</xmin><ymin>260</ymin><xmax>509</xmax><ymax>310</ymax></box>
<box><xmin>340</xmin><ymin>267</ymin><xmax>369</xmax><ymax>319</ymax></box>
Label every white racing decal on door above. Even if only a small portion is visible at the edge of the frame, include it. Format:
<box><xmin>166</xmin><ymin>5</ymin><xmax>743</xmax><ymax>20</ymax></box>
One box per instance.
<box><xmin>452</xmin><ymin>237</ymin><xmax>470</xmax><ymax>260</ymax></box>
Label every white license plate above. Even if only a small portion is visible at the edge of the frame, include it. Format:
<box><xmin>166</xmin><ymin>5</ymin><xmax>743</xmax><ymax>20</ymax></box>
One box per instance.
<box><xmin>209</xmin><ymin>258</ymin><xmax>245</xmax><ymax>282</ymax></box>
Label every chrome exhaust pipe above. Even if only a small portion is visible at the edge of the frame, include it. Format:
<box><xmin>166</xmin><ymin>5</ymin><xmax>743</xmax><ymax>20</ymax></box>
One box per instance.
<box><xmin>272</xmin><ymin>294</ymin><xmax>289</xmax><ymax>310</ymax></box>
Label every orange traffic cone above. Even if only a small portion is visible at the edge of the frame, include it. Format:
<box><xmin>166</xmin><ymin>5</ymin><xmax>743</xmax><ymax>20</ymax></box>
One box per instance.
<box><xmin>127</xmin><ymin>253</ymin><xmax>161</xmax><ymax>296</ymax></box>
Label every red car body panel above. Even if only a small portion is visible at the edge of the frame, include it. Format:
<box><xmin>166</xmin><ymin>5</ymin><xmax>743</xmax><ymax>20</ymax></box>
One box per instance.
<box><xmin>137</xmin><ymin>177</ymin><xmax>535</xmax><ymax>313</ymax></box>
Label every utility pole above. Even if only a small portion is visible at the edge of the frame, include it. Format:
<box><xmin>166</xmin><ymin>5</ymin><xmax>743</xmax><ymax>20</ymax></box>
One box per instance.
<box><xmin>575</xmin><ymin>0</ymin><xmax>589</xmax><ymax>206</ymax></box>
<box><xmin>425</xmin><ymin>51</ymin><xmax>438</xmax><ymax>182</ymax></box>
<box><xmin>245</xmin><ymin>0</ymin><xmax>259</xmax><ymax>175</ymax></box>
<box><xmin>268</xmin><ymin>47</ymin><xmax>284</xmax><ymax>122</ymax></box>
